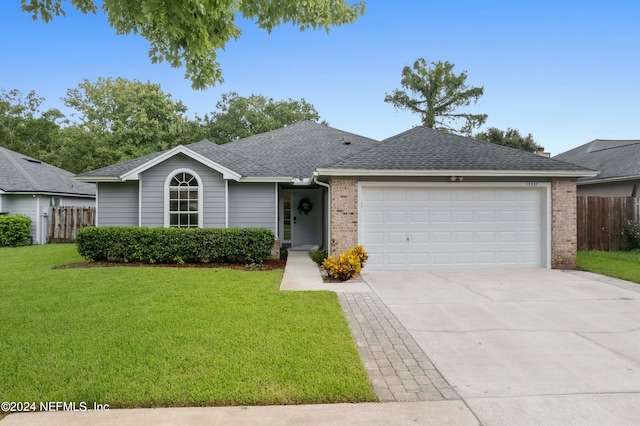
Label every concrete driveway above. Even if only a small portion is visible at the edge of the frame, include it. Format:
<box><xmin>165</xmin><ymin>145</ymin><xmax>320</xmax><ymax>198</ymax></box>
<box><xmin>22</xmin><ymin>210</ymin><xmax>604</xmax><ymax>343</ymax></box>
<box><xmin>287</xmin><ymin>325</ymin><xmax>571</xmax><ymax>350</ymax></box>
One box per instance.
<box><xmin>362</xmin><ymin>268</ymin><xmax>640</xmax><ymax>426</ymax></box>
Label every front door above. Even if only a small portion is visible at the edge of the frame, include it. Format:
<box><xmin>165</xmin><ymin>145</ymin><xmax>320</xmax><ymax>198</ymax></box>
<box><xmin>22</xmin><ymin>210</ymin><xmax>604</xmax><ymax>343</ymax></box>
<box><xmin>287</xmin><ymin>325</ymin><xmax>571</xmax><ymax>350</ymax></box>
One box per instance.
<box><xmin>280</xmin><ymin>188</ymin><xmax>322</xmax><ymax>249</ymax></box>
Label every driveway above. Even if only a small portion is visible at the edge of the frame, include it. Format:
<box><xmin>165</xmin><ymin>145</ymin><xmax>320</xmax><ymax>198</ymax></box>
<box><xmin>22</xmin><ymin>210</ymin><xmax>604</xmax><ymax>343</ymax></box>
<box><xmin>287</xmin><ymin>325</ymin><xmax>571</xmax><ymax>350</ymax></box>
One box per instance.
<box><xmin>362</xmin><ymin>268</ymin><xmax>640</xmax><ymax>426</ymax></box>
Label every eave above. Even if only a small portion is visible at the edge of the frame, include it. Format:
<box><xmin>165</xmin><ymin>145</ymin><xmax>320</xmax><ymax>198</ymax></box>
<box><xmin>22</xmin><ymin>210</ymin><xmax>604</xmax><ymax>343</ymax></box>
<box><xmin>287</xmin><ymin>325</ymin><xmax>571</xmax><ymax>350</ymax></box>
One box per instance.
<box><xmin>314</xmin><ymin>169</ymin><xmax>599</xmax><ymax>178</ymax></box>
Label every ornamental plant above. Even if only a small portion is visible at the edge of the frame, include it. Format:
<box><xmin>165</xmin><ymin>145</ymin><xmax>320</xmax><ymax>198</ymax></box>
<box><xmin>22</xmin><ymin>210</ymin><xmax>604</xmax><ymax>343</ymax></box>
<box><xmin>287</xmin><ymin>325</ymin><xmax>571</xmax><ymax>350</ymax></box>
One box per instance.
<box><xmin>0</xmin><ymin>215</ymin><xmax>32</xmax><ymax>247</ymax></box>
<box><xmin>321</xmin><ymin>245</ymin><xmax>368</xmax><ymax>281</ymax></box>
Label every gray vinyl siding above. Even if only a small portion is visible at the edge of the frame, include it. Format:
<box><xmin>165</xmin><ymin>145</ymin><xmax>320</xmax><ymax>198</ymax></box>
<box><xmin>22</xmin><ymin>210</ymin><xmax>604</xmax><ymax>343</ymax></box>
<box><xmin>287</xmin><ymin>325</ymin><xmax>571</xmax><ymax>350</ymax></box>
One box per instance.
<box><xmin>228</xmin><ymin>182</ymin><xmax>276</xmax><ymax>233</ymax></box>
<box><xmin>140</xmin><ymin>154</ymin><xmax>226</xmax><ymax>228</ymax></box>
<box><xmin>60</xmin><ymin>196</ymin><xmax>95</xmax><ymax>207</ymax></box>
<box><xmin>97</xmin><ymin>181</ymin><xmax>139</xmax><ymax>226</ymax></box>
<box><xmin>4</xmin><ymin>195</ymin><xmax>39</xmax><ymax>243</ymax></box>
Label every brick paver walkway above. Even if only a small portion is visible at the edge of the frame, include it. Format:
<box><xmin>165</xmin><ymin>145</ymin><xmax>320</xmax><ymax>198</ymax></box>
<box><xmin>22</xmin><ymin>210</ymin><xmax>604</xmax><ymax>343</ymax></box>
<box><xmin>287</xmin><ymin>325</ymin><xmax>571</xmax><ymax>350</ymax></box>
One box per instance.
<box><xmin>338</xmin><ymin>292</ymin><xmax>460</xmax><ymax>402</ymax></box>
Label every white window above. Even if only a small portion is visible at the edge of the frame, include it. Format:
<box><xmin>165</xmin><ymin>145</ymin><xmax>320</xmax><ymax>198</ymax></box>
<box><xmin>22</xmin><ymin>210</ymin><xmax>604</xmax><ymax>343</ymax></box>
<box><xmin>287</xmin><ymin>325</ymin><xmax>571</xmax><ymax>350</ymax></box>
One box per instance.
<box><xmin>164</xmin><ymin>169</ymin><xmax>203</xmax><ymax>228</ymax></box>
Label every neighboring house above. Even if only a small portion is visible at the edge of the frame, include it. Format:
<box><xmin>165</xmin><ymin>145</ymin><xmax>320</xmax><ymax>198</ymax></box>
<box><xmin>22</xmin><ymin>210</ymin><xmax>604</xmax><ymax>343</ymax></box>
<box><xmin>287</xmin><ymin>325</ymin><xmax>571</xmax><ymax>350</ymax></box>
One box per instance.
<box><xmin>0</xmin><ymin>146</ymin><xmax>96</xmax><ymax>244</ymax></box>
<box><xmin>77</xmin><ymin>121</ymin><xmax>596</xmax><ymax>270</ymax></box>
<box><xmin>554</xmin><ymin>139</ymin><xmax>640</xmax><ymax>198</ymax></box>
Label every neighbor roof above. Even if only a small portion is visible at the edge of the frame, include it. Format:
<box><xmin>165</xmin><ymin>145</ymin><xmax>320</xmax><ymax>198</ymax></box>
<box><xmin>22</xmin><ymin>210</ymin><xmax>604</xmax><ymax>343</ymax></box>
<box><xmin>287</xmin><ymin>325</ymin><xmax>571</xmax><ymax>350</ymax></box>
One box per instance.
<box><xmin>554</xmin><ymin>139</ymin><xmax>640</xmax><ymax>183</ymax></box>
<box><xmin>318</xmin><ymin>126</ymin><xmax>595</xmax><ymax>176</ymax></box>
<box><xmin>0</xmin><ymin>146</ymin><xmax>95</xmax><ymax>196</ymax></box>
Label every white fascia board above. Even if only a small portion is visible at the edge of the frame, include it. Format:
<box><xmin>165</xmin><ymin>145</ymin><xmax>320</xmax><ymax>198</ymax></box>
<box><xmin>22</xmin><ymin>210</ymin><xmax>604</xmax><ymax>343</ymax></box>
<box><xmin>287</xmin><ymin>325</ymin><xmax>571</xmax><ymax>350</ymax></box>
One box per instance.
<box><xmin>1</xmin><ymin>191</ymin><xmax>95</xmax><ymax>198</ymax></box>
<box><xmin>315</xmin><ymin>168</ymin><xmax>599</xmax><ymax>178</ymax></box>
<box><xmin>120</xmin><ymin>145</ymin><xmax>242</xmax><ymax>181</ymax></box>
<box><xmin>577</xmin><ymin>175</ymin><xmax>640</xmax><ymax>185</ymax></box>
<box><xmin>75</xmin><ymin>176</ymin><xmax>122</xmax><ymax>182</ymax></box>
<box><xmin>238</xmin><ymin>176</ymin><xmax>292</xmax><ymax>183</ymax></box>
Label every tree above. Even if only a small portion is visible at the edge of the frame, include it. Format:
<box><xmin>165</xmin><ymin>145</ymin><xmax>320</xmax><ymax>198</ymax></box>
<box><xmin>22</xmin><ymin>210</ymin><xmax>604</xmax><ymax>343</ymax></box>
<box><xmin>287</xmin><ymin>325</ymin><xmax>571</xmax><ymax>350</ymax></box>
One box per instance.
<box><xmin>202</xmin><ymin>92</ymin><xmax>324</xmax><ymax>144</ymax></box>
<box><xmin>384</xmin><ymin>58</ymin><xmax>488</xmax><ymax>135</ymax></box>
<box><xmin>21</xmin><ymin>0</ymin><xmax>366</xmax><ymax>89</ymax></box>
<box><xmin>0</xmin><ymin>88</ymin><xmax>64</xmax><ymax>160</ymax></box>
<box><xmin>63</xmin><ymin>77</ymin><xmax>199</xmax><ymax>170</ymax></box>
<box><xmin>475</xmin><ymin>127</ymin><xmax>540</xmax><ymax>153</ymax></box>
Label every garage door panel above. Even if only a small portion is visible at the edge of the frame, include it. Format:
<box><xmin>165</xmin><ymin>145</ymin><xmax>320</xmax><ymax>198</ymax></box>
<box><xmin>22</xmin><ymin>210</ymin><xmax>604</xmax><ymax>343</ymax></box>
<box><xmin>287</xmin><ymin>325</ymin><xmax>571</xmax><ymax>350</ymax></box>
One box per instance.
<box><xmin>433</xmin><ymin>211</ymin><xmax>452</xmax><ymax>223</ymax></box>
<box><xmin>409</xmin><ymin>232</ymin><xmax>429</xmax><ymax>243</ymax></box>
<box><xmin>387</xmin><ymin>232</ymin><xmax>407</xmax><ymax>244</ymax></box>
<box><xmin>387</xmin><ymin>253</ymin><xmax>407</xmax><ymax>265</ymax></box>
<box><xmin>455</xmin><ymin>252</ymin><xmax>474</xmax><ymax>265</ymax></box>
<box><xmin>432</xmin><ymin>252</ymin><xmax>453</xmax><ymax>266</ymax></box>
<box><xmin>455</xmin><ymin>211</ymin><xmax>474</xmax><ymax>223</ymax></box>
<box><xmin>360</xmin><ymin>186</ymin><xmax>544</xmax><ymax>269</ymax></box>
<box><xmin>433</xmin><ymin>232</ymin><xmax>452</xmax><ymax>243</ymax></box>
<box><xmin>454</xmin><ymin>231</ymin><xmax>474</xmax><ymax>243</ymax></box>
<box><xmin>362</xmin><ymin>210</ymin><xmax>384</xmax><ymax>224</ymax></box>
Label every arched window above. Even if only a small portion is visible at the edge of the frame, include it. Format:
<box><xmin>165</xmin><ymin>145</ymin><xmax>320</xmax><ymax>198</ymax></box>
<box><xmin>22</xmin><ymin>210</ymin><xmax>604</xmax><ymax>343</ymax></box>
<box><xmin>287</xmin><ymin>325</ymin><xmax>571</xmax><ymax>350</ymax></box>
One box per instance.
<box><xmin>165</xmin><ymin>170</ymin><xmax>202</xmax><ymax>228</ymax></box>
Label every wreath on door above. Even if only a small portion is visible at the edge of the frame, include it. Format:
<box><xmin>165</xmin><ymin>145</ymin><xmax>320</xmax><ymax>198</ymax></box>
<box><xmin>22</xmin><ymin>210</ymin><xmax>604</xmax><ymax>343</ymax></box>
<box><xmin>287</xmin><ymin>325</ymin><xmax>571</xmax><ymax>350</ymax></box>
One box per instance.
<box><xmin>297</xmin><ymin>197</ymin><xmax>313</xmax><ymax>215</ymax></box>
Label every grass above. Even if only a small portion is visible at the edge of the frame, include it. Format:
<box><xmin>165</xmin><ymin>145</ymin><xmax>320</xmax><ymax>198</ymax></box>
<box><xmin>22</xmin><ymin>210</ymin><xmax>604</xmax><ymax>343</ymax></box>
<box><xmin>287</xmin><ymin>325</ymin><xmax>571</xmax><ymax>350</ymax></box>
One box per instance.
<box><xmin>0</xmin><ymin>245</ymin><xmax>376</xmax><ymax>410</ymax></box>
<box><xmin>577</xmin><ymin>250</ymin><xmax>640</xmax><ymax>284</ymax></box>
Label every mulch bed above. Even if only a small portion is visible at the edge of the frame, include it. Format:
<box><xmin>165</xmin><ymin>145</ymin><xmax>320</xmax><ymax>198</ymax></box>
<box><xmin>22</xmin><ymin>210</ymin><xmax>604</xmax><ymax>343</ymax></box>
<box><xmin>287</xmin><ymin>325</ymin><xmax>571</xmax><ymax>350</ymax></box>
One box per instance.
<box><xmin>54</xmin><ymin>258</ymin><xmax>287</xmax><ymax>271</ymax></box>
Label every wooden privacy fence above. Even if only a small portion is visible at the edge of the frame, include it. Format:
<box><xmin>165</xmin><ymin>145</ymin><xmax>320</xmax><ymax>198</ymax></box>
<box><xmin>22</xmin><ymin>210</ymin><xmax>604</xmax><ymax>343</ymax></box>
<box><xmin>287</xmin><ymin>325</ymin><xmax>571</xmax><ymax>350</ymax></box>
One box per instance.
<box><xmin>577</xmin><ymin>196</ymin><xmax>636</xmax><ymax>251</ymax></box>
<box><xmin>47</xmin><ymin>206</ymin><xmax>96</xmax><ymax>243</ymax></box>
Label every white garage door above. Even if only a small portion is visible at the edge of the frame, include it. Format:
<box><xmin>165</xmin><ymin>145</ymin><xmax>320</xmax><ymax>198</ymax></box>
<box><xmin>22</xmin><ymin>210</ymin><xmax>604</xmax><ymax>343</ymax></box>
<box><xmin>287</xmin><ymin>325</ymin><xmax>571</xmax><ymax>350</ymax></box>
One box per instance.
<box><xmin>360</xmin><ymin>185</ymin><xmax>546</xmax><ymax>269</ymax></box>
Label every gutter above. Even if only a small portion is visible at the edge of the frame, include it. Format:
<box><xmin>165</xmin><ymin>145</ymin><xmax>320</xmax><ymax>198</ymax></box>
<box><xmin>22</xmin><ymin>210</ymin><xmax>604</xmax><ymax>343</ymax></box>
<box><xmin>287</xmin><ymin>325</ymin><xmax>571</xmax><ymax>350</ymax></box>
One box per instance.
<box><xmin>577</xmin><ymin>175</ymin><xmax>640</xmax><ymax>185</ymax></box>
<box><xmin>314</xmin><ymin>168</ymin><xmax>599</xmax><ymax>178</ymax></box>
<box><xmin>312</xmin><ymin>175</ymin><xmax>331</xmax><ymax>255</ymax></box>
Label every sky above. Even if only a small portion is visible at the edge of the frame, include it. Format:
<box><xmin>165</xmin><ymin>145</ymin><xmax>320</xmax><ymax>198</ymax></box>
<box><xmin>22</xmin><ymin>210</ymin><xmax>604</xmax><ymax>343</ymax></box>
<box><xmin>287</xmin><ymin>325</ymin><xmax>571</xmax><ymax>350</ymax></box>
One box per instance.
<box><xmin>1</xmin><ymin>0</ymin><xmax>639</xmax><ymax>155</ymax></box>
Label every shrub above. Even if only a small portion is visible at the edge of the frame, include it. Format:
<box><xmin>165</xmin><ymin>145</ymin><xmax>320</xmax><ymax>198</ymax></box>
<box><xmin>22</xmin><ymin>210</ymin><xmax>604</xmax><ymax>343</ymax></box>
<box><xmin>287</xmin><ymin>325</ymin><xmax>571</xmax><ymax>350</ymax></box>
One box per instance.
<box><xmin>619</xmin><ymin>220</ymin><xmax>640</xmax><ymax>251</ymax></box>
<box><xmin>280</xmin><ymin>247</ymin><xmax>289</xmax><ymax>260</ymax></box>
<box><xmin>77</xmin><ymin>227</ymin><xmax>275</xmax><ymax>264</ymax></box>
<box><xmin>0</xmin><ymin>215</ymin><xmax>32</xmax><ymax>247</ymax></box>
<box><xmin>309</xmin><ymin>246</ymin><xmax>328</xmax><ymax>265</ymax></box>
<box><xmin>321</xmin><ymin>245</ymin><xmax>368</xmax><ymax>281</ymax></box>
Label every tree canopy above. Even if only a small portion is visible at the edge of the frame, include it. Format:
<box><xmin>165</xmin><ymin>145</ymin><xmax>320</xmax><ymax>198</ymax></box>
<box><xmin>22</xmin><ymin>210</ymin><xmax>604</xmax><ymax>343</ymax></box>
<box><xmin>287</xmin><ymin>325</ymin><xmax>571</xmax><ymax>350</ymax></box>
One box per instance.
<box><xmin>201</xmin><ymin>92</ymin><xmax>324</xmax><ymax>144</ymax></box>
<box><xmin>384</xmin><ymin>58</ymin><xmax>487</xmax><ymax>135</ymax></box>
<box><xmin>0</xmin><ymin>81</ymin><xmax>325</xmax><ymax>173</ymax></box>
<box><xmin>21</xmin><ymin>0</ymin><xmax>366</xmax><ymax>89</ymax></box>
<box><xmin>475</xmin><ymin>127</ymin><xmax>540</xmax><ymax>153</ymax></box>
<box><xmin>0</xmin><ymin>89</ymin><xmax>64</xmax><ymax>162</ymax></box>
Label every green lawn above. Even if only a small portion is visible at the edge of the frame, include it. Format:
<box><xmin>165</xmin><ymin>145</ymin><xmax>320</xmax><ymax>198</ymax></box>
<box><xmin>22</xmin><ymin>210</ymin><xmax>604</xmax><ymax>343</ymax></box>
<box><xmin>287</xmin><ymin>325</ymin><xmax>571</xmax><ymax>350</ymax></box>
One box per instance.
<box><xmin>577</xmin><ymin>250</ymin><xmax>640</xmax><ymax>284</ymax></box>
<box><xmin>0</xmin><ymin>245</ymin><xmax>376</xmax><ymax>410</ymax></box>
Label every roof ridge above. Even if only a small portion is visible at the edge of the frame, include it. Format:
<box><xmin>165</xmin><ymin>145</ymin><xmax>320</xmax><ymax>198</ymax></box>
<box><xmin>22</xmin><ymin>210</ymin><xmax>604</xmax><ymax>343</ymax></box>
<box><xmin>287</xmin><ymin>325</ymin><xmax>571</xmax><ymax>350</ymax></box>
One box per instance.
<box><xmin>0</xmin><ymin>147</ymin><xmax>42</xmax><ymax>190</ymax></box>
<box><xmin>588</xmin><ymin>140</ymin><xmax>640</xmax><ymax>153</ymax></box>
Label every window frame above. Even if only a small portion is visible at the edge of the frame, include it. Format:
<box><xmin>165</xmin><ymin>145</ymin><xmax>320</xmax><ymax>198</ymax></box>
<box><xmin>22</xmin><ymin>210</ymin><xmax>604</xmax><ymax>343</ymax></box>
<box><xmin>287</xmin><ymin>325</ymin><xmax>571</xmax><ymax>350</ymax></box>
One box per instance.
<box><xmin>164</xmin><ymin>168</ymin><xmax>203</xmax><ymax>228</ymax></box>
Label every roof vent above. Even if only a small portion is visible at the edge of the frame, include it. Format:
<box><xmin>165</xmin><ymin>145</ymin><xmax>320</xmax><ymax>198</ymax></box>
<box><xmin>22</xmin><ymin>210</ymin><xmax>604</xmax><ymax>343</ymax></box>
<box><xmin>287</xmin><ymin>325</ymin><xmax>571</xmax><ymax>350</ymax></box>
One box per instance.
<box><xmin>24</xmin><ymin>158</ymin><xmax>42</xmax><ymax>164</ymax></box>
<box><xmin>341</xmin><ymin>137</ymin><xmax>351</xmax><ymax>146</ymax></box>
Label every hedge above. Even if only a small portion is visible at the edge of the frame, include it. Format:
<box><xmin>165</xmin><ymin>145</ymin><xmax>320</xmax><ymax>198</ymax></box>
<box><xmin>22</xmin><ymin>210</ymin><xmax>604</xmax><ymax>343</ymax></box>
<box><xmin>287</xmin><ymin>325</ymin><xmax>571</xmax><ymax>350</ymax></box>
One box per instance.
<box><xmin>76</xmin><ymin>227</ymin><xmax>276</xmax><ymax>264</ymax></box>
<box><xmin>0</xmin><ymin>215</ymin><xmax>32</xmax><ymax>247</ymax></box>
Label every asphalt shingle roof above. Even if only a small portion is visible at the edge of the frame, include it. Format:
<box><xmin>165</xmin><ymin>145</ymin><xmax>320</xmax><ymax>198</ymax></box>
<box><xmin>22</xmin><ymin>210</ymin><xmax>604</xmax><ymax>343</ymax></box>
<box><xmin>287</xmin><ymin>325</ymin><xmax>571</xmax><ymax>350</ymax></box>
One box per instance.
<box><xmin>79</xmin><ymin>123</ymin><xmax>594</xmax><ymax>181</ymax></box>
<box><xmin>80</xmin><ymin>121</ymin><xmax>380</xmax><ymax>180</ymax></box>
<box><xmin>0</xmin><ymin>146</ymin><xmax>95</xmax><ymax>195</ymax></box>
<box><xmin>328</xmin><ymin>126</ymin><xmax>593</xmax><ymax>172</ymax></box>
<box><xmin>220</xmin><ymin>121</ymin><xmax>380</xmax><ymax>179</ymax></box>
<box><xmin>554</xmin><ymin>139</ymin><xmax>640</xmax><ymax>182</ymax></box>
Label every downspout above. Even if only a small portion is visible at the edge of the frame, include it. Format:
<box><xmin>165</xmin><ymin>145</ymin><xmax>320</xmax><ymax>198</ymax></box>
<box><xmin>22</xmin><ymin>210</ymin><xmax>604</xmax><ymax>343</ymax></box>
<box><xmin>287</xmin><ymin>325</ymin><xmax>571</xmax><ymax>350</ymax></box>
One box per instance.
<box><xmin>312</xmin><ymin>175</ymin><xmax>331</xmax><ymax>254</ymax></box>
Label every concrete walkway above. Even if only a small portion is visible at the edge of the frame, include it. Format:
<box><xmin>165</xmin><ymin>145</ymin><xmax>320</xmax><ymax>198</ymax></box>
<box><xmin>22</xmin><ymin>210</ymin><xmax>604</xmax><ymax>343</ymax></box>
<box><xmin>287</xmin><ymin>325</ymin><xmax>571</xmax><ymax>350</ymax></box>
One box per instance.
<box><xmin>0</xmin><ymin>401</ymin><xmax>477</xmax><ymax>426</ymax></box>
<box><xmin>279</xmin><ymin>250</ymin><xmax>370</xmax><ymax>292</ymax></box>
<box><xmin>280</xmin><ymin>251</ymin><xmax>463</xmax><ymax>404</ymax></box>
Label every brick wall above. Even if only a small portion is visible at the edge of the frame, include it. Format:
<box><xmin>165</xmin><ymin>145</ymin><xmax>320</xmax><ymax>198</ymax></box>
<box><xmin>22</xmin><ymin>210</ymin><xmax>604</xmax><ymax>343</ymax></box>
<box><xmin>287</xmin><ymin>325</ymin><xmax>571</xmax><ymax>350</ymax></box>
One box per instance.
<box><xmin>551</xmin><ymin>179</ymin><xmax>577</xmax><ymax>269</ymax></box>
<box><xmin>330</xmin><ymin>177</ymin><xmax>359</xmax><ymax>257</ymax></box>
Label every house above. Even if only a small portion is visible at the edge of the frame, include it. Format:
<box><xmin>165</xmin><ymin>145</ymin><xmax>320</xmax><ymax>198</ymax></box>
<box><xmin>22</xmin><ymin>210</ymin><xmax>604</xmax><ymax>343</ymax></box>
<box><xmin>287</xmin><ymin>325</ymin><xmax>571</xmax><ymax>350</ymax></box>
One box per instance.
<box><xmin>554</xmin><ymin>140</ymin><xmax>640</xmax><ymax>198</ymax></box>
<box><xmin>77</xmin><ymin>121</ymin><xmax>596</xmax><ymax>270</ymax></box>
<box><xmin>0</xmin><ymin>146</ymin><xmax>96</xmax><ymax>244</ymax></box>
